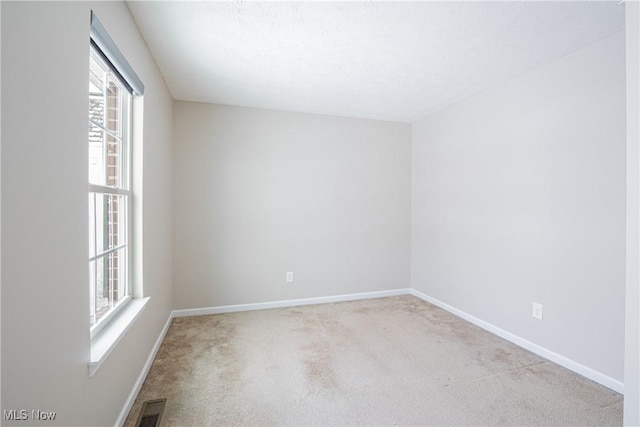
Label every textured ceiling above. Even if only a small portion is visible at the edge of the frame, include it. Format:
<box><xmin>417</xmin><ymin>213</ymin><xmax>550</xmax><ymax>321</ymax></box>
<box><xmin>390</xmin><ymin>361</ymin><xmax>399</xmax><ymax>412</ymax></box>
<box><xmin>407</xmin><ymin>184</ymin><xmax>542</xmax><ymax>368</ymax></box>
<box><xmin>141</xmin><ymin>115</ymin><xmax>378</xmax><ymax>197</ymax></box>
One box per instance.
<box><xmin>127</xmin><ymin>1</ymin><xmax>624</xmax><ymax>123</ymax></box>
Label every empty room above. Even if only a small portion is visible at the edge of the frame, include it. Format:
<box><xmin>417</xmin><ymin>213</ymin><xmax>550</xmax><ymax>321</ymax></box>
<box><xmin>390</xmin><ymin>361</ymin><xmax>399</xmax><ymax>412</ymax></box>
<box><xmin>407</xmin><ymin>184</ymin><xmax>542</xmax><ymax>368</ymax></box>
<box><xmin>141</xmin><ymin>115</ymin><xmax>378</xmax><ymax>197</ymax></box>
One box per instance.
<box><xmin>1</xmin><ymin>1</ymin><xmax>639</xmax><ymax>426</ymax></box>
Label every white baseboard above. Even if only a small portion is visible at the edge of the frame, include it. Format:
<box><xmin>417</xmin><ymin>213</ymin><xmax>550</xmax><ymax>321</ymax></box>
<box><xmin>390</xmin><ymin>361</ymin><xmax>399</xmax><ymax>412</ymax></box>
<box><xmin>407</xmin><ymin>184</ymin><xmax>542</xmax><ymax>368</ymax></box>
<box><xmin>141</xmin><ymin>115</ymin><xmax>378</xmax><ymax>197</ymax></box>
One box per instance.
<box><xmin>114</xmin><ymin>314</ymin><xmax>173</xmax><ymax>427</ymax></box>
<box><xmin>409</xmin><ymin>289</ymin><xmax>625</xmax><ymax>394</ymax></box>
<box><xmin>172</xmin><ymin>288</ymin><xmax>412</xmax><ymax>318</ymax></box>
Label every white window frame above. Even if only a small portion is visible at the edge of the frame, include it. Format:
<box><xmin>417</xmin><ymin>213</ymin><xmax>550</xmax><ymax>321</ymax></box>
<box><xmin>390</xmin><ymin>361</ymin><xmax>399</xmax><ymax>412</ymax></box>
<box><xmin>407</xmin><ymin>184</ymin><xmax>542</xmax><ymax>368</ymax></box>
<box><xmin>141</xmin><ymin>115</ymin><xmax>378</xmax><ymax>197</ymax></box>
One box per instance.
<box><xmin>88</xmin><ymin>11</ymin><xmax>147</xmax><ymax>377</ymax></box>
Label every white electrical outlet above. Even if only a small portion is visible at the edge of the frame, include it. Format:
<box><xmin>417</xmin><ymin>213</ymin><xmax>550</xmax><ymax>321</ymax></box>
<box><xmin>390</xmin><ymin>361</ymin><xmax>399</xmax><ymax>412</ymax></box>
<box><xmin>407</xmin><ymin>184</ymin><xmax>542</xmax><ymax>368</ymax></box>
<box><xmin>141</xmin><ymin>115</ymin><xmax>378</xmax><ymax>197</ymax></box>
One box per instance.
<box><xmin>532</xmin><ymin>302</ymin><xmax>543</xmax><ymax>320</ymax></box>
<box><xmin>286</xmin><ymin>272</ymin><xmax>294</xmax><ymax>283</ymax></box>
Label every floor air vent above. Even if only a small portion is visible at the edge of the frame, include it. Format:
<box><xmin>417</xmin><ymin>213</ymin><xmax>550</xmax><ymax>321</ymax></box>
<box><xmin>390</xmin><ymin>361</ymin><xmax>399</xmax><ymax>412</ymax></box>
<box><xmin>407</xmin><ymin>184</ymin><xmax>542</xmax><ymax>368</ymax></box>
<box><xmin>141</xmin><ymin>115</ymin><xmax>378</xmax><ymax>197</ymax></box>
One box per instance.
<box><xmin>135</xmin><ymin>398</ymin><xmax>166</xmax><ymax>427</ymax></box>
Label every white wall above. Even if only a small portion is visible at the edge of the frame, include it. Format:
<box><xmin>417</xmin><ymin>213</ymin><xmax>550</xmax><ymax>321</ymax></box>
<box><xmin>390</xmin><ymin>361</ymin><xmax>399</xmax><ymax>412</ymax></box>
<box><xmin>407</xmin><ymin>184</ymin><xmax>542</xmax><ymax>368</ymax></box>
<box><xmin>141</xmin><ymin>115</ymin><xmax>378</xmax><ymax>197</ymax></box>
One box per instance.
<box><xmin>1</xmin><ymin>2</ymin><xmax>173</xmax><ymax>426</ymax></box>
<box><xmin>173</xmin><ymin>103</ymin><xmax>411</xmax><ymax>309</ymax></box>
<box><xmin>625</xmin><ymin>2</ymin><xmax>640</xmax><ymax>424</ymax></box>
<box><xmin>411</xmin><ymin>32</ymin><xmax>626</xmax><ymax>384</ymax></box>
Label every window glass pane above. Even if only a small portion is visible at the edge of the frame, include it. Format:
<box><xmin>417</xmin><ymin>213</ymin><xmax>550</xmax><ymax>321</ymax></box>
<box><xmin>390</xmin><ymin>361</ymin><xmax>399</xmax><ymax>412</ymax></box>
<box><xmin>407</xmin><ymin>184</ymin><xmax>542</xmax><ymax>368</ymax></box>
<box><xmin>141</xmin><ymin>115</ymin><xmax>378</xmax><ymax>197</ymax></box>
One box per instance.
<box><xmin>89</xmin><ymin>122</ymin><xmax>106</xmax><ymax>186</ymax></box>
<box><xmin>89</xmin><ymin>193</ymin><xmax>96</xmax><ymax>258</ymax></box>
<box><xmin>89</xmin><ymin>55</ymin><xmax>105</xmax><ymax>126</ymax></box>
<box><xmin>90</xmin><ymin>51</ymin><xmax>127</xmax><ymax>136</ymax></box>
<box><xmin>90</xmin><ymin>259</ymin><xmax>97</xmax><ymax>326</ymax></box>
<box><xmin>92</xmin><ymin>248</ymin><xmax>128</xmax><ymax>326</ymax></box>
<box><xmin>91</xmin><ymin>193</ymin><xmax>127</xmax><ymax>255</ymax></box>
<box><xmin>89</xmin><ymin>48</ymin><xmax>130</xmax><ymax>189</ymax></box>
<box><xmin>106</xmin><ymin>132</ymin><xmax>122</xmax><ymax>188</ymax></box>
<box><xmin>106</xmin><ymin>81</ymin><xmax>122</xmax><ymax>137</ymax></box>
<box><xmin>94</xmin><ymin>255</ymin><xmax>108</xmax><ymax>323</ymax></box>
<box><xmin>88</xmin><ymin>110</ymin><xmax>126</xmax><ymax>188</ymax></box>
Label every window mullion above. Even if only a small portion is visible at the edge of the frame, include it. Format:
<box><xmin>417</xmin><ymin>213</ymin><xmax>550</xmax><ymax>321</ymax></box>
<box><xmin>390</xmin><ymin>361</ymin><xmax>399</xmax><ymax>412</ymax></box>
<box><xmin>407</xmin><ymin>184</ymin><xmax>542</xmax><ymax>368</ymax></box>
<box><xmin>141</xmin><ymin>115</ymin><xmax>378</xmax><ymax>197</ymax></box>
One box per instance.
<box><xmin>90</xmin><ymin>243</ymin><xmax>128</xmax><ymax>262</ymax></box>
<box><xmin>89</xmin><ymin>185</ymin><xmax>130</xmax><ymax>196</ymax></box>
<box><xmin>89</xmin><ymin>118</ymin><xmax>123</xmax><ymax>141</ymax></box>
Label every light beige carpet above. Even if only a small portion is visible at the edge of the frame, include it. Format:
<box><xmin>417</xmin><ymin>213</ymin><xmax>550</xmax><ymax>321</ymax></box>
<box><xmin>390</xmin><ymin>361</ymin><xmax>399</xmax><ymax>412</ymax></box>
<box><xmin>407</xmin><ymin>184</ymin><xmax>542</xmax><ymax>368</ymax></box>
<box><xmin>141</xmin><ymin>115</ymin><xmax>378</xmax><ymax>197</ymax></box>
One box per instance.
<box><xmin>124</xmin><ymin>295</ymin><xmax>622</xmax><ymax>426</ymax></box>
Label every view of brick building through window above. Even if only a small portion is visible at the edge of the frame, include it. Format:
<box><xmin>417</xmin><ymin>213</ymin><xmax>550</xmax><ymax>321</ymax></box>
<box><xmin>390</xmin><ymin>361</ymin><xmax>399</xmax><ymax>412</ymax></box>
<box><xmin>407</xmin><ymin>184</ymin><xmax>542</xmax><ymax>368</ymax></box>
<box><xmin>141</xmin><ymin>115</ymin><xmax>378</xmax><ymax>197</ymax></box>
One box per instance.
<box><xmin>88</xmin><ymin>47</ymin><xmax>131</xmax><ymax>328</ymax></box>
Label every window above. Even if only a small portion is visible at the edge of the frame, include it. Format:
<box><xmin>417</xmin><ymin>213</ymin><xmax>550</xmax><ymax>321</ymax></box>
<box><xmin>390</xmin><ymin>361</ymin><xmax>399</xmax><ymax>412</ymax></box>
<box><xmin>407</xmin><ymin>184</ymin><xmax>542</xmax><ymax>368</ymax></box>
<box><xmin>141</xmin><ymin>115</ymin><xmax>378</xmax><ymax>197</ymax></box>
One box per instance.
<box><xmin>88</xmin><ymin>46</ymin><xmax>132</xmax><ymax>333</ymax></box>
<box><xmin>88</xmin><ymin>12</ymin><xmax>144</xmax><ymax>338</ymax></box>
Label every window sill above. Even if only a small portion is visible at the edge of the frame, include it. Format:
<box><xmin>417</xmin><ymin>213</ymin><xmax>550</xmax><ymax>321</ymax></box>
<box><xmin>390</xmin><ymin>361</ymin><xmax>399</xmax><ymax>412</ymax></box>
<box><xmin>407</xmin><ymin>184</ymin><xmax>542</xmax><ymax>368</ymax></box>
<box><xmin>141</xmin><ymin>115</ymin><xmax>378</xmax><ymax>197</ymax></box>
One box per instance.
<box><xmin>89</xmin><ymin>297</ymin><xmax>149</xmax><ymax>377</ymax></box>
